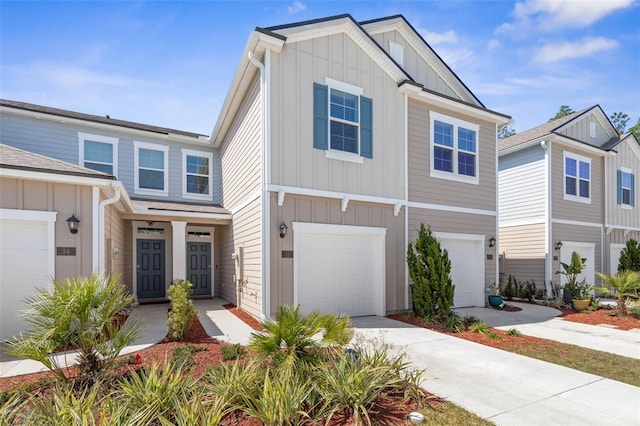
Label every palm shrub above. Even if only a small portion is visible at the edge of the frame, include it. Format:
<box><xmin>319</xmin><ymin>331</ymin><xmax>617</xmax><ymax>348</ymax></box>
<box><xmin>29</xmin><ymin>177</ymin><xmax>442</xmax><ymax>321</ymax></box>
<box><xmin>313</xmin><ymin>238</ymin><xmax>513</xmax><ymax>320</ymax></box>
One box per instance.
<box><xmin>595</xmin><ymin>270</ymin><xmax>640</xmax><ymax>316</ymax></box>
<box><xmin>407</xmin><ymin>223</ymin><xmax>454</xmax><ymax>320</ymax></box>
<box><xmin>249</xmin><ymin>305</ymin><xmax>353</xmax><ymax>369</ymax></box>
<box><xmin>167</xmin><ymin>279</ymin><xmax>198</xmax><ymax>340</ymax></box>
<box><xmin>618</xmin><ymin>239</ymin><xmax>640</xmax><ymax>272</ymax></box>
<box><xmin>6</xmin><ymin>273</ymin><xmax>140</xmax><ymax>383</ymax></box>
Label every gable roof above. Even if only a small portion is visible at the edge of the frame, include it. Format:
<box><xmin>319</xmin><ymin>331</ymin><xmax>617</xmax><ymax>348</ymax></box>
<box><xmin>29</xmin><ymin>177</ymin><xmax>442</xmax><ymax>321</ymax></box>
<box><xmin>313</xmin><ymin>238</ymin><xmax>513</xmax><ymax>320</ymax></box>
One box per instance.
<box><xmin>0</xmin><ymin>99</ymin><xmax>207</xmax><ymax>140</ymax></box>
<box><xmin>0</xmin><ymin>143</ymin><xmax>115</xmax><ymax>179</ymax></box>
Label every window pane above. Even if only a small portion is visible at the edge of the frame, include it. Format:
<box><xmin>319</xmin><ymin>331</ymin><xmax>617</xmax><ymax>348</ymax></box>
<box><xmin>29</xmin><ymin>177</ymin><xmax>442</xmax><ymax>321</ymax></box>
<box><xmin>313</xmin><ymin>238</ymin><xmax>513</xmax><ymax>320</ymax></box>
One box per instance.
<box><xmin>330</xmin><ymin>121</ymin><xmax>358</xmax><ymax>153</ymax></box>
<box><xmin>566</xmin><ymin>177</ymin><xmax>577</xmax><ymax>195</ymax></box>
<box><xmin>84</xmin><ymin>141</ymin><xmax>112</xmax><ymax>163</ymax></box>
<box><xmin>579</xmin><ymin>161</ymin><xmax>590</xmax><ymax>179</ymax></box>
<box><xmin>187</xmin><ymin>175</ymin><xmax>209</xmax><ymax>194</ymax></box>
<box><xmin>579</xmin><ymin>180</ymin><xmax>589</xmax><ymax>198</ymax></box>
<box><xmin>186</xmin><ymin>155</ymin><xmax>209</xmax><ymax>175</ymax></box>
<box><xmin>458</xmin><ymin>153</ymin><xmax>475</xmax><ymax>176</ymax></box>
<box><xmin>434</xmin><ymin>121</ymin><xmax>453</xmax><ymax>147</ymax></box>
<box><xmin>622</xmin><ymin>188</ymin><xmax>631</xmax><ymax>205</ymax></box>
<box><xmin>85</xmin><ymin>162</ymin><xmax>113</xmax><ymax>174</ymax></box>
<box><xmin>565</xmin><ymin>157</ymin><xmax>577</xmax><ymax>177</ymax></box>
<box><xmin>139</xmin><ymin>148</ymin><xmax>164</xmax><ymax>169</ymax></box>
<box><xmin>139</xmin><ymin>169</ymin><xmax>164</xmax><ymax>190</ymax></box>
<box><xmin>434</xmin><ymin>147</ymin><xmax>452</xmax><ymax>172</ymax></box>
<box><xmin>621</xmin><ymin>172</ymin><xmax>632</xmax><ymax>188</ymax></box>
<box><xmin>458</xmin><ymin>128</ymin><xmax>476</xmax><ymax>152</ymax></box>
<box><xmin>330</xmin><ymin>89</ymin><xmax>358</xmax><ymax>123</ymax></box>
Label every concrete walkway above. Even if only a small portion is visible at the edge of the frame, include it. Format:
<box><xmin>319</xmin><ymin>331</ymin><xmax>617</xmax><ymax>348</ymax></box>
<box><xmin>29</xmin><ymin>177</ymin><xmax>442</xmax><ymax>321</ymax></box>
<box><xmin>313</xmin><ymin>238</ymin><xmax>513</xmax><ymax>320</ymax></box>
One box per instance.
<box><xmin>352</xmin><ymin>315</ymin><xmax>640</xmax><ymax>425</ymax></box>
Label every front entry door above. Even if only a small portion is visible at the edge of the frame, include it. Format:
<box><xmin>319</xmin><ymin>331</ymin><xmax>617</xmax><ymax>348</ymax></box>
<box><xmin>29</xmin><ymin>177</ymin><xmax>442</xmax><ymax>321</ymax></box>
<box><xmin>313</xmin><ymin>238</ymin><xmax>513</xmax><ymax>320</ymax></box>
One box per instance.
<box><xmin>187</xmin><ymin>242</ymin><xmax>211</xmax><ymax>296</ymax></box>
<box><xmin>137</xmin><ymin>239</ymin><xmax>166</xmax><ymax>299</ymax></box>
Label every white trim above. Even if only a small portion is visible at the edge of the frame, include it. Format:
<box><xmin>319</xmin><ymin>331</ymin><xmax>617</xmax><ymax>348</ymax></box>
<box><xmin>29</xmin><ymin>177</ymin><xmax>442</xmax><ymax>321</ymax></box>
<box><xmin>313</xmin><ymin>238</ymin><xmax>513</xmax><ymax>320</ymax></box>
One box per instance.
<box><xmin>429</xmin><ymin>111</ymin><xmax>480</xmax><ymax>185</ymax></box>
<box><xmin>563</xmin><ymin>150</ymin><xmax>591</xmax><ymax>204</ymax></box>
<box><xmin>292</xmin><ymin>221</ymin><xmax>387</xmax><ymax>236</ymax></box>
<box><xmin>542</xmin><ymin>140</ymin><xmax>553</xmax><ymax>289</ymax></box>
<box><xmin>409</xmin><ymin>89</ymin><xmax>510</xmax><ymax>126</ymax></box>
<box><xmin>78</xmin><ymin>132</ymin><xmax>119</xmax><ymax>177</ymax></box>
<box><xmin>404</xmin><ymin>92</ymin><xmax>409</xmax><ymax>310</ymax></box>
<box><xmin>268</xmin><ymin>184</ymin><xmax>403</xmax><ymax>208</ymax></box>
<box><xmin>181</xmin><ymin>148</ymin><xmax>214</xmax><ymax>201</ymax></box>
<box><xmin>433</xmin><ymin>231</ymin><xmax>485</xmax><ymax>242</ymax></box>
<box><xmin>609</xmin><ymin>243</ymin><xmax>626</xmax><ymax>275</ymax></box>
<box><xmin>499</xmin><ymin>217</ymin><xmax>546</xmax><ymax>228</ymax></box>
<box><xmin>0</xmin><ymin>168</ymin><xmax>114</xmax><ymax>186</ymax></box>
<box><xmin>552</xmin><ymin>218</ymin><xmax>602</xmax><ymax>229</ymax></box>
<box><xmin>619</xmin><ymin>167</ymin><xmax>633</xmax><ymax>208</ymax></box>
<box><xmin>325</xmin><ymin>150</ymin><xmax>364</xmax><ymax>164</ymax></box>
<box><xmin>230</xmin><ymin>190</ymin><xmax>261</xmax><ymax>215</ymax></box>
<box><xmin>605</xmin><ymin>224</ymin><xmax>640</xmax><ymax>232</ymax></box>
<box><xmin>341</xmin><ymin>198</ymin><xmax>349</xmax><ymax>212</ymax></box>
<box><xmin>133</xmin><ymin>141</ymin><xmax>169</xmax><ymax>197</ymax></box>
<box><xmin>98</xmin><ymin>182</ymin><xmax>121</xmax><ymax>273</ymax></box>
<box><xmin>494</xmin><ymin>122</ymin><xmax>499</xmax><ymax>287</ymax></box>
<box><xmin>171</xmin><ymin>221</ymin><xmax>187</xmax><ymax>280</ymax></box>
<box><xmin>408</xmin><ymin>200</ymin><xmax>496</xmax><ymax>216</ymax></box>
<box><xmin>324</xmin><ymin>77</ymin><xmax>363</xmax><ymax>157</ymax></box>
<box><xmin>324</xmin><ymin>77</ymin><xmax>363</xmax><ymax>96</ymax></box>
<box><xmin>277</xmin><ymin>191</ymin><xmax>285</xmax><ymax>207</ymax></box>
<box><xmin>561</xmin><ymin>241</ymin><xmax>596</xmax><ymax>249</ymax></box>
<box><xmin>92</xmin><ymin>186</ymin><xmax>100</xmax><ymax>272</ymax></box>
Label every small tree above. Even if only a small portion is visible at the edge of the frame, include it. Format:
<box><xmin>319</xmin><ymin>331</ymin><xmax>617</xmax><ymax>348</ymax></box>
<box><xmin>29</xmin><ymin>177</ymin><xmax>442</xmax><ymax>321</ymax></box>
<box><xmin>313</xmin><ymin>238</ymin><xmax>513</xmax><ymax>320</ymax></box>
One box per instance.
<box><xmin>406</xmin><ymin>223</ymin><xmax>454</xmax><ymax>321</ymax></box>
<box><xmin>595</xmin><ymin>270</ymin><xmax>640</xmax><ymax>316</ymax></box>
<box><xmin>167</xmin><ymin>279</ymin><xmax>198</xmax><ymax>340</ymax></box>
<box><xmin>618</xmin><ymin>239</ymin><xmax>640</xmax><ymax>272</ymax></box>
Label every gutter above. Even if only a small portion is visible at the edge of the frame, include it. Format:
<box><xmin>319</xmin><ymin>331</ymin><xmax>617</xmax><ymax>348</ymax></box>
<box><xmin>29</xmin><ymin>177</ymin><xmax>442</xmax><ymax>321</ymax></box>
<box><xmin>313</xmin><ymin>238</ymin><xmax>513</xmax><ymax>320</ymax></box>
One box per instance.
<box><xmin>98</xmin><ymin>181</ymin><xmax>121</xmax><ymax>272</ymax></box>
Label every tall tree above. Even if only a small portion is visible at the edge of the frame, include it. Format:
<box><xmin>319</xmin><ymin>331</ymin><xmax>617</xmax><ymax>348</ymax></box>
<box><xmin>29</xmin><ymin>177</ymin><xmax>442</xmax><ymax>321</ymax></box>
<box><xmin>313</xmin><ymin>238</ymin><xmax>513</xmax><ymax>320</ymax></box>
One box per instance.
<box><xmin>498</xmin><ymin>125</ymin><xmax>516</xmax><ymax>140</ymax></box>
<box><xmin>629</xmin><ymin>117</ymin><xmax>640</xmax><ymax>141</ymax></box>
<box><xmin>610</xmin><ymin>112</ymin><xmax>630</xmax><ymax>134</ymax></box>
<box><xmin>549</xmin><ymin>105</ymin><xmax>574</xmax><ymax>122</ymax></box>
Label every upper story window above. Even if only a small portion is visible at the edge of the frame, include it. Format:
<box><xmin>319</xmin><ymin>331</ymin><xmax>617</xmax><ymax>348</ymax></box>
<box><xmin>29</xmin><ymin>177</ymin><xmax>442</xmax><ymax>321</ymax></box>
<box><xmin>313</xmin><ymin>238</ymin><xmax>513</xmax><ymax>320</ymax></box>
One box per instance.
<box><xmin>563</xmin><ymin>151</ymin><xmax>590</xmax><ymax>203</ymax></box>
<box><xmin>617</xmin><ymin>168</ymin><xmax>635</xmax><ymax>208</ymax></box>
<box><xmin>182</xmin><ymin>149</ymin><xmax>213</xmax><ymax>200</ymax></box>
<box><xmin>429</xmin><ymin>111</ymin><xmax>479</xmax><ymax>185</ymax></box>
<box><xmin>78</xmin><ymin>132</ymin><xmax>118</xmax><ymax>176</ymax></box>
<box><xmin>313</xmin><ymin>77</ymin><xmax>372</xmax><ymax>164</ymax></box>
<box><xmin>134</xmin><ymin>141</ymin><xmax>169</xmax><ymax>197</ymax></box>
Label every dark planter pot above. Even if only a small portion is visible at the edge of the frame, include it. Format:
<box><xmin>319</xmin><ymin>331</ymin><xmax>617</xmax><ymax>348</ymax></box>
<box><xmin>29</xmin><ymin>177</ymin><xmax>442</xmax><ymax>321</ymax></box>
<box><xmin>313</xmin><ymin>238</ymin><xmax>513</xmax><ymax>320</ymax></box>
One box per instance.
<box><xmin>488</xmin><ymin>295</ymin><xmax>504</xmax><ymax>308</ymax></box>
<box><xmin>563</xmin><ymin>288</ymin><xmax>576</xmax><ymax>305</ymax></box>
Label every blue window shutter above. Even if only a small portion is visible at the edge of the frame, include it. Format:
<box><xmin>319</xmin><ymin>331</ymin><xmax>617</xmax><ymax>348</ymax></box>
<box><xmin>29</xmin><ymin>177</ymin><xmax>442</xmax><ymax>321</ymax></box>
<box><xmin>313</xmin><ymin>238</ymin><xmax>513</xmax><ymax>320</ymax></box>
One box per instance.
<box><xmin>631</xmin><ymin>174</ymin><xmax>635</xmax><ymax>207</ymax></box>
<box><xmin>617</xmin><ymin>170</ymin><xmax>622</xmax><ymax>205</ymax></box>
<box><xmin>313</xmin><ymin>83</ymin><xmax>328</xmax><ymax>150</ymax></box>
<box><xmin>360</xmin><ymin>96</ymin><xmax>373</xmax><ymax>158</ymax></box>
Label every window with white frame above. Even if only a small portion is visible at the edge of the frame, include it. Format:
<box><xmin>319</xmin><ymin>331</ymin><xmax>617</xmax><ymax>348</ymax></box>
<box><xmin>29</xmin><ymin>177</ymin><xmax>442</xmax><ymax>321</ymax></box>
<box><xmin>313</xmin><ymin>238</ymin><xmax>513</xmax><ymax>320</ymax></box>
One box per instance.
<box><xmin>182</xmin><ymin>149</ymin><xmax>213</xmax><ymax>200</ymax></box>
<box><xmin>563</xmin><ymin>151</ymin><xmax>591</xmax><ymax>203</ymax></box>
<box><xmin>429</xmin><ymin>111</ymin><xmax>479</xmax><ymax>184</ymax></box>
<box><xmin>618</xmin><ymin>167</ymin><xmax>635</xmax><ymax>208</ymax></box>
<box><xmin>78</xmin><ymin>132</ymin><xmax>118</xmax><ymax>176</ymax></box>
<box><xmin>134</xmin><ymin>141</ymin><xmax>169</xmax><ymax>196</ymax></box>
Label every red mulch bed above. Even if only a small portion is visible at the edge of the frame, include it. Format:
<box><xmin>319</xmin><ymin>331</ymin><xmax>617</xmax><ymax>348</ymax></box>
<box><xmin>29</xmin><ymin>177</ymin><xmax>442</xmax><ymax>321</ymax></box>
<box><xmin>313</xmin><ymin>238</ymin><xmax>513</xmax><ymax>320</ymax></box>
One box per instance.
<box><xmin>558</xmin><ymin>306</ymin><xmax>640</xmax><ymax>331</ymax></box>
<box><xmin>223</xmin><ymin>303</ymin><xmax>264</xmax><ymax>331</ymax></box>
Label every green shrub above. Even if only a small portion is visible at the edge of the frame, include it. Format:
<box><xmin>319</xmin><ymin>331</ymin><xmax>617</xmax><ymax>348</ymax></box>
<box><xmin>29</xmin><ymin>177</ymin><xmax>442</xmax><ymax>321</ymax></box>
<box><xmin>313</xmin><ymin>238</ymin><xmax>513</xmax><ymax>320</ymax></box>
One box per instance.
<box><xmin>221</xmin><ymin>343</ymin><xmax>246</xmax><ymax>361</ymax></box>
<box><xmin>506</xmin><ymin>328</ymin><xmax>521</xmax><ymax>337</ymax></box>
<box><xmin>172</xmin><ymin>344</ymin><xmax>206</xmax><ymax>368</ymax></box>
<box><xmin>167</xmin><ymin>280</ymin><xmax>198</xmax><ymax>340</ymax></box>
<box><xmin>486</xmin><ymin>331</ymin><xmax>502</xmax><ymax>341</ymax></box>
<box><xmin>407</xmin><ymin>223</ymin><xmax>455</xmax><ymax>321</ymax></box>
<box><xmin>595</xmin><ymin>270</ymin><xmax>640</xmax><ymax>316</ymax></box>
<box><xmin>6</xmin><ymin>273</ymin><xmax>140</xmax><ymax>383</ymax></box>
<box><xmin>618</xmin><ymin>239</ymin><xmax>640</xmax><ymax>272</ymax></box>
<box><xmin>468</xmin><ymin>321</ymin><xmax>489</xmax><ymax>334</ymax></box>
<box><xmin>630</xmin><ymin>307</ymin><xmax>640</xmax><ymax>319</ymax></box>
<box><xmin>462</xmin><ymin>315</ymin><xmax>481</xmax><ymax>327</ymax></box>
<box><xmin>444</xmin><ymin>313</ymin><xmax>463</xmax><ymax>333</ymax></box>
<box><xmin>503</xmin><ymin>275</ymin><xmax>516</xmax><ymax>299</ymax></box>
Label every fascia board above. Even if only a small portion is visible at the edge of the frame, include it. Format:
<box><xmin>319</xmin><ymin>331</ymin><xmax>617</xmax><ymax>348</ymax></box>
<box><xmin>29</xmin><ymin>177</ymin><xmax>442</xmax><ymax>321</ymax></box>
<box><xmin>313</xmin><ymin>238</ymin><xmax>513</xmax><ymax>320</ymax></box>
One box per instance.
<box><xmin>553</xmin><ymin>135</ymin><xmax>611</xmax><ymax>157</ymax></box>
<box><xmin>498</xmin><ymin>136</ymin><xmax>550</xmax><ymax>157</ymax></box>
<box><xmin>0</xmin><ymin>167</ymin><xmax>115</xmax><ymax>186</ymax></box>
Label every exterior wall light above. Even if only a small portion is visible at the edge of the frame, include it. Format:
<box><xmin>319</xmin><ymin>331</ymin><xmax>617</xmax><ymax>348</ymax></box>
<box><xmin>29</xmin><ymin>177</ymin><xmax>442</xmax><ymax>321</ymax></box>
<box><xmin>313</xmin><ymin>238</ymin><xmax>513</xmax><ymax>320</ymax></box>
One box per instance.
<box><xmin>66</xmin><ymin>214</ymin><xmax>80</xmax><ymax>234</ymax></box>
<box><xmin>489</xmin><ymin>236</ymin><xmax>496</xmax><ymax>248</ymax></box>
<box><xmin>279</xmin><ymin>221</ymin><xmax>288</xmax><ymax>238</ymax></box>
<box><xmin>555</xmin><ymin>241</ymin><xmax>563</xmax><ymax>251</ymax></box>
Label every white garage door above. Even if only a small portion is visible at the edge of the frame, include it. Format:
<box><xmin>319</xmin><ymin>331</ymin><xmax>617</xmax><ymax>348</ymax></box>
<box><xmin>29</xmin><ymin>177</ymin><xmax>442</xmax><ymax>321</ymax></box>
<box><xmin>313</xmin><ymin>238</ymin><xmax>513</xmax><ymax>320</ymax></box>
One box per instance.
<box><xmin>293</xmin><ymin>223</ymin><xmax>386</xmax><ymax>317</ymax></box>
<box><xmin>560</xmin><ymin>242</ymin><xmax>595</xmax><ymax>286</ymax></box>
<box><xmin>436</xmin><ymin>233</ymin><xmax>485</xmax><ymax>308</ymax></box>
<box><xmin>0</xmin><ymin>210</ymin><xmax>55</xmax><ymax>340</ymax></box>
<box><xmin>610</xmin><ymin>244</ymin><xmax>626</xmax><ymax>275</ymax></box>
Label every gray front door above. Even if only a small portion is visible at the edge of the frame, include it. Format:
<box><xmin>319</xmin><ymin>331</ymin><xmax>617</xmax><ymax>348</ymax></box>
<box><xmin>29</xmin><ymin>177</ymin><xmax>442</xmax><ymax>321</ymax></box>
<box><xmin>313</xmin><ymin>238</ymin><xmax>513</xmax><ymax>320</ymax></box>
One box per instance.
<box><xmin>137</xmin><ymin>239</ymin><xmax>166</xmax><ymax>299</ymax></box>
<box><xmin>187</xmin><ymin>242</ymin><xmax>211</xmax><ymax>296</ymax></box>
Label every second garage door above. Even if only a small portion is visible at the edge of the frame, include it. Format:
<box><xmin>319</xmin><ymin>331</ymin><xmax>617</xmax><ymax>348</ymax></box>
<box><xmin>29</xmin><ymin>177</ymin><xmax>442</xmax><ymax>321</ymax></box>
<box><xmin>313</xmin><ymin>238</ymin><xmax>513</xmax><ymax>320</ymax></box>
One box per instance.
<box><xmin>435</xmin><ymin>233</ymin><xmax>485</xmax><ymax>308</ymax></box>
<box><xmin>293</xmin><ymin>223</ymin><xmax>386</xmax><ymax>317</ymax></box>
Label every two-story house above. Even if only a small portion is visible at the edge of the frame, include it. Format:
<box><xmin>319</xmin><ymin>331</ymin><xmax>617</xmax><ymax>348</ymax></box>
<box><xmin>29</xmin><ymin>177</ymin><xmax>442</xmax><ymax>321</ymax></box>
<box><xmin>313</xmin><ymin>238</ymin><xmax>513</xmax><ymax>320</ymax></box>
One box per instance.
<box><xmin>1</xmin><ymin>14</ymin><xmax>510</xmax><ymax>338</ymax></box>
<box><xmin>498</xmin><ymin>105</ymin><xmax>639</xmax><ymax>295</ymax></box>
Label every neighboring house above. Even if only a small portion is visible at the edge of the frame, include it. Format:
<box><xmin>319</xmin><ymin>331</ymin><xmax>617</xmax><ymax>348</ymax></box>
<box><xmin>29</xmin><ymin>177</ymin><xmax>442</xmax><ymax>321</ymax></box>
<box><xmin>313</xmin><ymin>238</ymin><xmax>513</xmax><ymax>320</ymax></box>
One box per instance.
<box><xmin>212</xmin><ymin>14</ymin><xmax>509</xmax><ymax>319</ymax></box>
<box><xmin>0</xmin><ymin>14</ymin><xmax>510</xmax><ymax>335</ymax></box>
<box><xmin>498</xmin><ymin>105</ymin><xmax>640</xmax><ymax>295</ymax></box>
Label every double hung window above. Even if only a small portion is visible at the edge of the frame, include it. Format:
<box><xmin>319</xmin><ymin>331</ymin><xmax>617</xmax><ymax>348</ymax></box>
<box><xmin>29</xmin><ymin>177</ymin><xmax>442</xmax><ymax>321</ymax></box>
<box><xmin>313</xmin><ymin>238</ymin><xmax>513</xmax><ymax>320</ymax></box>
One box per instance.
<box><xmin>563</xmin><ymin>152</ymin><xmax>591</xmax><ymax>203</ymax></box>
<box><xmin>430</xmin><ymin>111</ymin><xmax>479</xmax><ymax>184</ymax></box>
<box><xmin>134</xmin><ymin>141</ymin><xmax>169</xmax><ymax>196</ymax></box>
<box><xmin>617</xmin><ymin>168</ymin><xmax>635</xmax><ymax>208</ymax></box>
<box><xmin>78</xmin><ymin>133</ymin><xmax>118</xmax><ymax>176</ymax></box>
<box><xmin>182</xmin><ymin>149</ymin><xmax>213</xmax><ymax>200</ymax></box>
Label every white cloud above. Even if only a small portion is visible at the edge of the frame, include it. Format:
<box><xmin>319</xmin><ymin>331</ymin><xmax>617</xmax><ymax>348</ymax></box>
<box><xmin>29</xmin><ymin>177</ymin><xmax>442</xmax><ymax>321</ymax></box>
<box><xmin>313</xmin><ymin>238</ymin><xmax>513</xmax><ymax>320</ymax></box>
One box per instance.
<box><xmin>532</xmin><ymin>37</ymin><xmax>619</xmax><ymax>63</ymax></box>
<box><xmin>420</xmin><ymin>29</ymin><xmax>458</xmax><ymax>45</ymax></box>
<box><xmin>498</xmin><ymin>0</ymin><xmax>633</xmax><ymax>33</ymax></box>
<box><xmin>487</xmin><ymin>39</ymin><xmax>501</xmax><ymax>50</ymax></box>
<box><xmin>434</xmin><ymin>47</ymin><xmax>474</xmax><ymax>69</ymax></box>
<box><xmin>287</xmin><ymin>0</ymin><xmax>306</xmax><ymax>14</ymax></box>
<box><xmin>14</xmin><ymin>62</ymin><xmax>141</xmax><ymax>90</ymax></box>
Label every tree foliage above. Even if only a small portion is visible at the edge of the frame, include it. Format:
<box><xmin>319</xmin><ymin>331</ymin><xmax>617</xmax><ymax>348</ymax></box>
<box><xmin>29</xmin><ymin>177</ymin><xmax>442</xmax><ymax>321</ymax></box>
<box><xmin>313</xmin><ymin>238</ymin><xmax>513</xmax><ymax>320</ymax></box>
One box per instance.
<box><xmin>629</xmin><ymin>117</ymin><xmax>640</xmax><ymax>141</ymax></box>
<box><xmin>595</xmin><ymin>270</ymin><xmax>640</xmax><ymax>316</ymax></box>
<box><xmin>498</xmin><ymin>125</ymin><xmax>516</xmax><ymax>140</ymax></box>
<box><xmin>610</xmin><ymin>112</ymin><xmax>630</xmax><ymax>134</ymax></box>
<box><xmin>549</xmin><ymin>105</ymin><xmax>574</xmax><ymax>122</ymax></box>
<box><xmin>167</xmin><ymin>279</ymin><xmax>198</xmax><ymax>340</ymax></box>
<box><xmin>407</xmin><ymin>223</ymin><xmax>455</xmax><ymax>320</ymax></box>
<box><xmin>618</xmin><ymin>239</ymin><xmax>640</xmax><ymax>272</ymax></box>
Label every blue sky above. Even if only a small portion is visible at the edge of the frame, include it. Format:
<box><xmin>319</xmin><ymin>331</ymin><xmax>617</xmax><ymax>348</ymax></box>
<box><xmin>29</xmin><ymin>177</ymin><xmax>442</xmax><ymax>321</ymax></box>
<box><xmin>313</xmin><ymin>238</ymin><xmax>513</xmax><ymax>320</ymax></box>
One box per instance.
<box><xmin>1</xmin><ymin>0</ymin><xmax>639</xmax><ymax>135</ymax></box>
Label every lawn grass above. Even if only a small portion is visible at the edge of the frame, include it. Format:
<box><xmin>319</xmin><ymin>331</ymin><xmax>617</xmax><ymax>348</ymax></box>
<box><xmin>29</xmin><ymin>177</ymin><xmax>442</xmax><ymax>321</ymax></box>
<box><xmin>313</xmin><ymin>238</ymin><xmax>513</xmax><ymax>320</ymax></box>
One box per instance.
<box><xmin>500</xmin><ymin>339</ymin><xmax>640</xmax><ymax>387</ymax></box>
<box><xmin>413</xmin><ymin>401</ymin><xmax>494</xmax><ymax>425</ymax></box>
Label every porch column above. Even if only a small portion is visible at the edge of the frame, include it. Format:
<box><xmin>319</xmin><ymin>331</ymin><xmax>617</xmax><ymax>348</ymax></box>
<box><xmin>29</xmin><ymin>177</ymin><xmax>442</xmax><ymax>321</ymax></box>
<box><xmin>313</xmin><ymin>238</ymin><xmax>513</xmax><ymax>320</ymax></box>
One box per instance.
<box><xmin>171</xmin><ymin>221</ymin><xmax>187</xmax><ymax>281</ymax></box>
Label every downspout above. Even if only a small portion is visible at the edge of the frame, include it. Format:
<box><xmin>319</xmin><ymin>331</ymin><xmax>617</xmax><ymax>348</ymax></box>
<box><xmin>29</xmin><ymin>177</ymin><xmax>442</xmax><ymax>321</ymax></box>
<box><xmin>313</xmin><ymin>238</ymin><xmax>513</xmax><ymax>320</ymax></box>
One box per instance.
<box><xmin>602</xmin><ymin>155</ymin><xmax>608</xmax><ymax>283</ymax></box>
<box><xmin>98</xmin><ymin>181</ymin><xmax>121</xmax><ymax>272</ymax></box>
<box><xmin>404</xmin><ymin>92</ymin><xmax>409</xmax><ymax>310</ymax></box>
<box><xmin>494</xmin><ymin>123</ymin><xmax>499</xmax><ymax>294</ymax></box>
<box><xmin>248</xmin><ymin>49</ymin><xmax>270</xmax><ymax>319</ymax></box>
<box><xmin>541</xmin><ymin>140</ymin><xmax>551</xmax><ymax>295</ymax></box>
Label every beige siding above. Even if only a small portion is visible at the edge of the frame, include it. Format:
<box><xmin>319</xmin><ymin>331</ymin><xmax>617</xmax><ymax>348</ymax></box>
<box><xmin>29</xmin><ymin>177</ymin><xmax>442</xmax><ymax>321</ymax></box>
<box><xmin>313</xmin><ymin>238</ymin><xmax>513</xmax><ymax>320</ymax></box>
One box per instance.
<box><xmin>0</xmin><ymin>177</ymin><xmax>94</xmax><ymax>280</ymax></box>
<box><xmin>408</xmin><ymin>208</ymin><xmax>497</xmax><ymax>282</ymax></box>
<box><xmin>551</xmin><ymin>143</ymin><xmax>603</xmax><ymax>224</ymax></box>
<box><xmin>369</xmin><ymin>30</ymin><xmax>459</xmax><ymax>99</ymax></box>
<box><xmin>408</xmin><ymin>99</ymin><xmax>496</xmax><ymax>211</ymax></box>
<box><xmin>103</xmin><ymin>204</ymin><xmax>131</xmax><ymax>292</ymax></box>
<box><xmin>607</xmin><ymin>139</ymin><xmax>640</xmax><ymax>229</ymax></box>
<box><xmin>270</xmin><ymin>193</ymin><xmax>406</xmax><ymax>314</ymax></box>
<box><xmin>499</xmin><ymin>223</ymin><xmax>546</xmax><ymax>285</ymax></box>
<box><xmin>270</xmin><ymin>33</ymin><xmax>404</xmax><ymax>199</ymax></box>
<box><xmin>556</xmin><ymin>112</ymin><xmax>614</xmax><ymax>147</ymax></box>
<box><xmin>551</xmin><ymin>222</ymin><xmax>602</xmax><ymax>285</ymax></box>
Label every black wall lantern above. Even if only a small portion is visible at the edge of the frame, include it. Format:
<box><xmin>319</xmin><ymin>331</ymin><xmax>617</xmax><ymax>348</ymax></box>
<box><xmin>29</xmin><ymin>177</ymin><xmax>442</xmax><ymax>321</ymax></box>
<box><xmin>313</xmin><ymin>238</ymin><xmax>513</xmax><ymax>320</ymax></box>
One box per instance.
<box><xmin>279</xmin><ymin>222</ymin><xmax>288</xmax><ymax>238</ymax></box>
<box><xmin>489</xmin><ymin>236</ymin><xmax>496</xmax><ymax>248</ymax></box>
<box><xmin>555</xmin><ymin>240</ymin><xmax>563</xmax><ymax>251</ymax></box>
<box><xmin>66</xmin><ymin>214</ymin><xmax>80</xmax><ymax>234</ymax></box>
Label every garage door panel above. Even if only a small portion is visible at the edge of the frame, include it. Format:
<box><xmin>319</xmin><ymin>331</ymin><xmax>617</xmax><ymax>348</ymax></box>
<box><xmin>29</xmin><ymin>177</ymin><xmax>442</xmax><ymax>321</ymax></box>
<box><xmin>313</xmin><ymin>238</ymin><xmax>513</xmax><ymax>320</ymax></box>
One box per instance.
<box><xmin>560</xmin><ymin>244</ymin><xmax>595</xmax><ymax>285</ymax></box>
<box><xmin>437</xmin><ymin>237</ymin><xmax>484</xmax><ymax>308</ymax></box>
